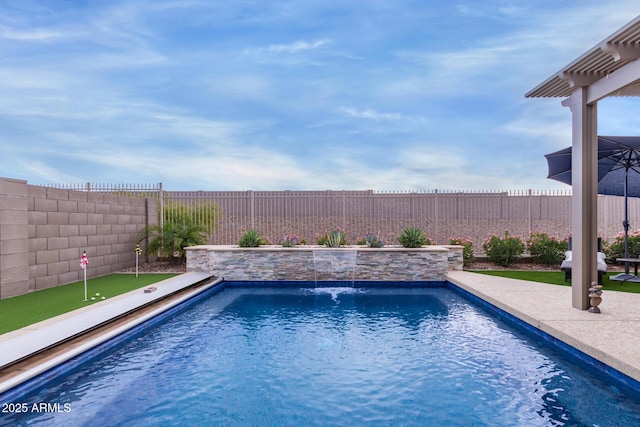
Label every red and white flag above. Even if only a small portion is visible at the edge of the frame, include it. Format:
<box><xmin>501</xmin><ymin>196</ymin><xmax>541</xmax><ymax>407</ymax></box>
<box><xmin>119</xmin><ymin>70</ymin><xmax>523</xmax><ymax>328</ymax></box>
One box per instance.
<box><xmin>80</xmin><ymin>251</ymin><xmax>89</xmax><ymax>269</ymax></box>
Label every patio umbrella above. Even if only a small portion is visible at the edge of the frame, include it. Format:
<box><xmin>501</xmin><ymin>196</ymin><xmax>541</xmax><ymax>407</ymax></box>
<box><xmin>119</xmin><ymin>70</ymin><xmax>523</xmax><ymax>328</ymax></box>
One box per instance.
<box><xmin>545</xmin><ymin>136</ymin><xmax>640</xmax><ymax>280</ymax></box>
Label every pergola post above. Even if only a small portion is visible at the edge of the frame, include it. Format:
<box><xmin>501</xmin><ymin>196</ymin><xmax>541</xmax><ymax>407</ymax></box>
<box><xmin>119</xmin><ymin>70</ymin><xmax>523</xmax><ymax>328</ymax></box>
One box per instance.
<box><xmin>526</xmin><ymin>15</ymin><xmax>640</xmax><ymax>310</ymax></box>
<box><xmin>564</xmin><ymin>88</ymin><xmax>599</xmax><ymax>309</ymax></box>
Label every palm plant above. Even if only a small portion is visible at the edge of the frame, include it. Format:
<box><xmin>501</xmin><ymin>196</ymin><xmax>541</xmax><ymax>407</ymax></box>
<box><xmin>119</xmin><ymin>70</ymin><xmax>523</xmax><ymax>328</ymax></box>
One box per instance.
<box><xmin>141</xmin><ymin>220</ymin><xmax>207</xmax><ymax>263</ymax></box>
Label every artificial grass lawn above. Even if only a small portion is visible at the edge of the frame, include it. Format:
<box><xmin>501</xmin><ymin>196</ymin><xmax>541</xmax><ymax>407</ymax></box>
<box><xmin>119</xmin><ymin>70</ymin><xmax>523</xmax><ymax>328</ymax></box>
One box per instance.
<box><xmin>0</xmin><ymin>274</ymin><xmax>177</xmax><ymax>335</ymax></box>
<box><xmin>471</xmin><ymin>270</ymin><xmax>640</xmax><ymax>294</ymax></box>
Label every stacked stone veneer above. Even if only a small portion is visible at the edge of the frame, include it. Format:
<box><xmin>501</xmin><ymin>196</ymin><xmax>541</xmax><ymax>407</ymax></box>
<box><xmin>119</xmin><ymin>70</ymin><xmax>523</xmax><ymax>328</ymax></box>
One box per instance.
<box><xmin>186</xmin><ymin>245</ymin><xmax>463</xmax><ymax>282</ymax></box>
<box><xmin>0</xmin><ymin>177</ymin><xmax>157</xmax><ymax>299</ymax></box>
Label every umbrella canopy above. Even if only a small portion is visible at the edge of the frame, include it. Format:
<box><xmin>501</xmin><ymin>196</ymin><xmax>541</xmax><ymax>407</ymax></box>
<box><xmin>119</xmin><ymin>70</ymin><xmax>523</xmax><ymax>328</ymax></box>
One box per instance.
<box><xmin>545</xmin><ymin>136</ymin><xmax>640</xmax><ymax>197</ymax></box>
<box><xmin>546</xmin><ymin>136</ymin><xmax>640</xmax><ymax>281</ymax></box>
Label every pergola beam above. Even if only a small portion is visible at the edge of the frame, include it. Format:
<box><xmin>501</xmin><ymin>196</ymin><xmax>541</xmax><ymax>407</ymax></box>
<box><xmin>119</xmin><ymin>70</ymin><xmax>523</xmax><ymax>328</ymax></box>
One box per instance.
<box><xmin>599</xmin><ymin>42</ymin><xmax>640</xmax><ymax>62</ymax></box>
<box><xmin>588</xmin><ymin>59</ymin><xmax>640</xmax><ymax>103</ymax></box>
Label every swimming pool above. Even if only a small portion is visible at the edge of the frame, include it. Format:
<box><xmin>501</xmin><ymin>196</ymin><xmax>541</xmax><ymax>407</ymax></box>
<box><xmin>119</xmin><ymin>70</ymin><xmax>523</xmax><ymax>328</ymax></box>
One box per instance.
<box><xmin>2</xmin><ymin>282</ymin><xmax>640</xmax><ymax>426</ymax></box>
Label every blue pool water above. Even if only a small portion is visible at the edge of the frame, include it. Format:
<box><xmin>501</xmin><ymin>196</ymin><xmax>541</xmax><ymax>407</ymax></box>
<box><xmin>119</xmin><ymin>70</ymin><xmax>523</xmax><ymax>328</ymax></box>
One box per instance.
<box><xmin>2</xmin><ymin>284</ymin><xmax>640</xmax><ymax>426</ymax></box>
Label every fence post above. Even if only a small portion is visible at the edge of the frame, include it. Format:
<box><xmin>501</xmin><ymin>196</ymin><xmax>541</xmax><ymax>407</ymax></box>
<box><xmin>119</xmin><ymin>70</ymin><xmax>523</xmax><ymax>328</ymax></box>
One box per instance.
<box><xmin>159</xmin><ymin>182</ymin><xmax>164</xmax><ymax>230</ymax></box>
<box><xmin>250</xmin><ymin>190</ymin><xmax>255</xmax><ymax>230</ymax></box>
<box><xmin>342</xmin><ymin>190</ymin><xmax>347</xmax><ymax>231</ymax></box>
<box><xmin>434</xmin><ymin>189</ymin><xmax>439</xmax><ymax>244</ymax></box>
<box><xmin>528</xmin><ymin>188</ymin><xmax>532</xmax><ymax>236</ymax></box>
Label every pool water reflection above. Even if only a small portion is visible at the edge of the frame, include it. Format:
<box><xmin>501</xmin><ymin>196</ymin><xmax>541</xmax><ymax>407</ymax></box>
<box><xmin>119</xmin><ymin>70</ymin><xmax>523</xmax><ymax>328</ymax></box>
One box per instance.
<box><xmin>2</xmin><ymin>285</ymin><xmax>640</xmax><ymax>426</ymax></box>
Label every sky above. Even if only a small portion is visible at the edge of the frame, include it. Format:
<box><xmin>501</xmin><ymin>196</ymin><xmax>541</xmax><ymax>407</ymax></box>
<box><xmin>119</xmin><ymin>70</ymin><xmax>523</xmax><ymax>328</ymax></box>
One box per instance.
<box><xmin>1</xmin><ymin>1</ymin><xmax>640</xmax><ymax>191</ymax></box>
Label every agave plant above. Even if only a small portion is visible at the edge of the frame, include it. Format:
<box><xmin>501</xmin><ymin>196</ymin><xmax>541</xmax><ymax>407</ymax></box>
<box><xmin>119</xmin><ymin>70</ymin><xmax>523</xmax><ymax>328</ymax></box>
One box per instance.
<box><xmin>365</xmin><ymin>231</ymin><xmax>384</xmax><ymax>248</ymax></box>
<box><xmin>281</xmin><ymin>234</ymin><xmax>299</xmax><ymax>247</ymax></box>
<box><xmin>325</xmin><ymin>229</ymin><xmax>346</xmax><ymax>248</ymax></box>
<box><xmin>238</xmin><ymin>229</ymin><xmax>267</xmax><ymax>247</ymax></box>
<box><xmin>398</xmin><ymin>227</ymin><xmax>430</xmax><ymax>248</ymax></box>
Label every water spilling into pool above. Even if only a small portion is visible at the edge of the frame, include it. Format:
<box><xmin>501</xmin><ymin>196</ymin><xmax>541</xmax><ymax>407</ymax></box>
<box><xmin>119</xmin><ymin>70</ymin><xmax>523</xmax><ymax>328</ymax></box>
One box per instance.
<box><xmin>305</xmin><ymin>286</ymin><xmax>362</xmax><ymax>300</ymax></box>
<box><xmin>2</xmin><ymin>285</ymin><xmax>640</xmax><ymax>426</ymax></box>
<box><xmin>312</xmin><ymin>249</ymin><xmax>357</xmax><ymax>286</ymax></box>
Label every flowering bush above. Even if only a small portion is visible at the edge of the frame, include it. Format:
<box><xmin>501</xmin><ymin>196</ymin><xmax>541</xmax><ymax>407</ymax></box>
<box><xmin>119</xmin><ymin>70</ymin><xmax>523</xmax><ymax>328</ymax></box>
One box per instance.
<box><xmin>449</xmin><ymin>237</ymin><xmax>474</xmax><ymax>266</ymax></box>
<box><xmin>604</xmin><ymin>229</ymin><xmax>640</xmax><ymax>260</ymax></box>
<box><xmin>526</xmin><ymin>232</ymin><xmax>568</xmax><ymax>265</ymax></box>
<box><xmin>482</xmin><ymin>231</ymin><xmax>525</xmax><ymax>267</ymax></box>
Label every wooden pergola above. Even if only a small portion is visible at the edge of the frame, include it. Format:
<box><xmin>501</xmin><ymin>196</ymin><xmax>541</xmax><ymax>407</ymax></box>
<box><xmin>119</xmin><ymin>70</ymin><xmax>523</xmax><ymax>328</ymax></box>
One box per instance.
<box><xmin>527</xmin><ymin>15</ymin><xmax>640</xmax><ymax>309</ymax></box>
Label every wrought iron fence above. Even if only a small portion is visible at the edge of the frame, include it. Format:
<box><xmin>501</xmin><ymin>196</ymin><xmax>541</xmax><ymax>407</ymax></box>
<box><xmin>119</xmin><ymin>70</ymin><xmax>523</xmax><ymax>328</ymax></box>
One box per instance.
<box><xmin>40</xmin><ymin>183</ymin><xmax>640</xmax><ymax>252</ymax></box>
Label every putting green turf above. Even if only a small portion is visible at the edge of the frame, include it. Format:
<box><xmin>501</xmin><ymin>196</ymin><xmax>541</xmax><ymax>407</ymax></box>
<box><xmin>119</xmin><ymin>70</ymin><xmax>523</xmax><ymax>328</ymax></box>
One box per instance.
<box><xmin>0</xmin><ymin>274</ymin><xmax>177</xmax><ymax>335</ymax></box>
<box><xmin>471</xmin><ymin>270</ymin><xmax>640</xmax><ymax>294</ymax></box>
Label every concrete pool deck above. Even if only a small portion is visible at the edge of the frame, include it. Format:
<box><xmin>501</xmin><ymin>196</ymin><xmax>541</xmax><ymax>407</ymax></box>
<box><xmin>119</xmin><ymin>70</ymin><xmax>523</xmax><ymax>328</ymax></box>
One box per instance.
<box><xmin>0</xmin><ymin>271</ymin><xmax>639</xmax><ymax>395</ymax></box>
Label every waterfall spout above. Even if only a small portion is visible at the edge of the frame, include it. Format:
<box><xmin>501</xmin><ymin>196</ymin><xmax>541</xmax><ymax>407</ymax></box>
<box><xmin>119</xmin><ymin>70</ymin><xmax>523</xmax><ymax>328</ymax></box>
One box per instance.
<box><xmin>312</xmin><ymin>249</ymin><xmax>357</xmax><ymax>287</ymax></box>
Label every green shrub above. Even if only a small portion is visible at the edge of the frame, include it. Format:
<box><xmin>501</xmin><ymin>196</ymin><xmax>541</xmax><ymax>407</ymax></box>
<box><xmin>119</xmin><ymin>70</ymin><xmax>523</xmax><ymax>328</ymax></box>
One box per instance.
<box><xmin>604</xmin><ymin>229</ymin><xmax>640</xmax><ymax>260</ymax></box>
<box><xmin>398</xmin><ymin>227</ymin><xmax>430</xmax><ymax>248</ymax></box>
<box><xmin>526</xmin><ymin>232</ymin><xmax>568</xmax><ymax>265</ymax></box>
<box><xmin>238</xmin><ymin>229</ymin><xmax>267</xmax><ymax>247</ymax></box>
<box><xmin>482</xmin><ymin>231</ymin><xmax>525</xmax><ymax>267</ymax></box>
<box><xmin>449</xmin><ymin>237</ymin><xmax>475</xmax><ymax>266</ymax></box>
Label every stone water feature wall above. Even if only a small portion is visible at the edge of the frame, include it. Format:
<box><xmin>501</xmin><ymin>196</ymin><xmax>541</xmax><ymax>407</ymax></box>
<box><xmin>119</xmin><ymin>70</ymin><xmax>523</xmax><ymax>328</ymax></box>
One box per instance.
<box><xmin>186</xmin><ymin>245</ymin><xmax>463</xmax><ymax>282</ymax></box>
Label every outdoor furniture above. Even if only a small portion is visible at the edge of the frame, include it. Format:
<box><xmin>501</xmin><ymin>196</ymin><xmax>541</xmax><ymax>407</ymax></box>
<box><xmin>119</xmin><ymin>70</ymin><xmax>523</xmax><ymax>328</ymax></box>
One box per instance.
<box><xmin>560</xmin><ymin>237</ymin><xmax>606</xmax><ymax>285</ymax></box>
<box><xmin>561</xmin><ymin>251</ymin><xmax>607</xmax><ymax>285</ymax></box>
<box><xmin>610</xmin><ymin>258</ymin><xmax>640</xmax><ymax>283</ymax></box>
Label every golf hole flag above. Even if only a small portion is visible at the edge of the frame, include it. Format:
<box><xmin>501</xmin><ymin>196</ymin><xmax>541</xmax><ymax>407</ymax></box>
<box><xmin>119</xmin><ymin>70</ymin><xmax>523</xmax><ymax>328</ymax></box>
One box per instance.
<box><xmin>81</xmin><ymin>251</ymin><xmax>89</xmax><ymax>269</ymax></box>
<box><xmin>81</xmin><ymin>251</ymin><xmax>89</xmax><ymax>301</ymax></box>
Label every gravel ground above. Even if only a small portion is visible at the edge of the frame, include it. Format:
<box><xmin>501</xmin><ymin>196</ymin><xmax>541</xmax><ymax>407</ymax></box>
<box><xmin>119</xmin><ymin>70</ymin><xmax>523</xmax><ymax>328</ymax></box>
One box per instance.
<box><xmin>121</xmin><ymin>260</ymin><xmax>186</xmax><ymax>274</ymax></box>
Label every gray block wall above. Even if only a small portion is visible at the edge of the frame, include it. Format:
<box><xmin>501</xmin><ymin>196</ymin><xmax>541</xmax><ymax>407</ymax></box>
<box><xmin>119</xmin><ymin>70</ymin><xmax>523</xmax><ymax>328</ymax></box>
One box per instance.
<box><xmin>0</xmin><ymin>177</ymin><xmax>158</xmax><ymax>299</ymax></box>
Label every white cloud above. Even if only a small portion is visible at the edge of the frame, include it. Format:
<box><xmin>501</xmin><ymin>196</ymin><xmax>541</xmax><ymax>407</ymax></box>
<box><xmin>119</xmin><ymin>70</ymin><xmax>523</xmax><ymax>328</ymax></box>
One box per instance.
<box><xmin>0</xmin><ymin>27</ymin><xmax>64</xmax><ymax>41</ymax></box>
<box><xmin>265</xmin><ymin>38</ymin><xmax>331</xmax><ymax>54</ymax></box>
<box><xmin>340</xmin><ymin>107</ymin><xmax>403</xmax><ymax>121</ymax></box>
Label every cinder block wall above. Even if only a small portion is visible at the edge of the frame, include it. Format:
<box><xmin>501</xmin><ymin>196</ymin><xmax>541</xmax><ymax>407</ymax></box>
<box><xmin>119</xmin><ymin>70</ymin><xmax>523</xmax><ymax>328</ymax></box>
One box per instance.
<box><xmin>0</xmin><ymin>178</ymin><xmax>29</xmax><ymax>299</ymax></box>
<box><xmin>0</xmin><ymin>177</ymin><xmax>158</xmax><ymax>299</ymax></box>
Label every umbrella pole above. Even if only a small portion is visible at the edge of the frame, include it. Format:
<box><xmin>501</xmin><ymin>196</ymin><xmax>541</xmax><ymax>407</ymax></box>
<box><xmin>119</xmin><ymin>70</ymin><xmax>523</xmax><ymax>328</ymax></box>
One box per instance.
<box><xmin>624</xmin><ymin>167</ymin><xmax>630</xmax><ymax>274</ymax></box>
